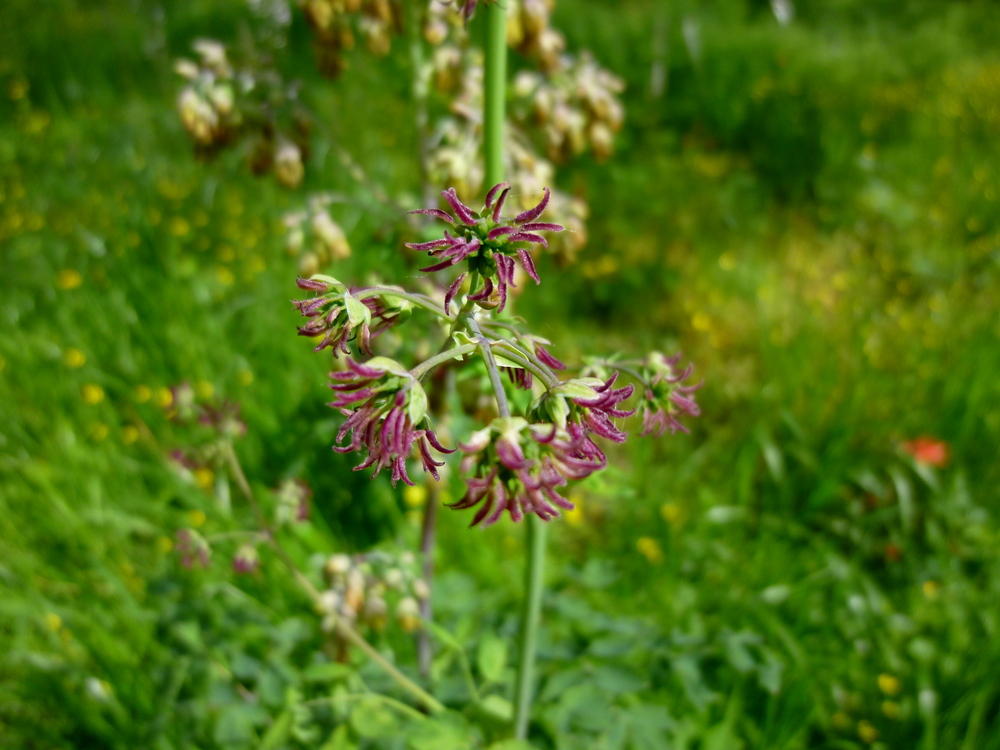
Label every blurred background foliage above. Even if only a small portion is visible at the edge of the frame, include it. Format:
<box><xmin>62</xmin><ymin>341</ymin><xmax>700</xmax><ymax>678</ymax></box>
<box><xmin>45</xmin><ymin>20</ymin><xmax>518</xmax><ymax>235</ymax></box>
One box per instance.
<box><xmin>2</xmin><ymin>0</ymin><xmax>1000</xmax><ymax>748</ymax></box>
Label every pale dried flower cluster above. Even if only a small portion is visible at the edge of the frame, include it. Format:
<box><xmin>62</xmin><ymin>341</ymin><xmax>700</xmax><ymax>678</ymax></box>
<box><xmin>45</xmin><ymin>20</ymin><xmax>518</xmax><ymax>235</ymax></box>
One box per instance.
<box><xmin>175</xmin><ymin>39</ymin><xmax>310</xmax><ymax>189</ymax></box>
<box><xmin>283</xmin><ymin>194</ymin><xmax>352</xmax><ymax>275</ymax></box>
<box><xmin>299</xmin><ymin>0</ymin><xmax>399</xmax><ymax>77</ymax></box>
<box><xmin>317</xmin><ymin>551</ymin><xmax>429</xmax><ymax>634</ymax></box>
<box><xmin>512</xmin><ymin>52</ymin><xmax>626</xmax><ymax>164</ymax></box>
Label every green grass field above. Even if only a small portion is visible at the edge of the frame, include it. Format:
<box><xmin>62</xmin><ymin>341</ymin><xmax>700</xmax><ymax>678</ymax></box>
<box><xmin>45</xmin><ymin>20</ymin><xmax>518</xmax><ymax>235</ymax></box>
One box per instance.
<box><xmin>2</xmin><ymin>0</ymin><xmax>1000</xmax><ymax>748</ymax></box>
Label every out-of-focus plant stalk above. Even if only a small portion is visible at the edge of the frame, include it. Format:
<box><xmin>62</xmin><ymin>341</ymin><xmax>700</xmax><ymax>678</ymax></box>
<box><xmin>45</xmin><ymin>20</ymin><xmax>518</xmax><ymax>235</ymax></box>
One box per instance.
<box><xmin>483</xmin><ymin>1</ymin><xmax>507</xmax><ymax>187</ymax></box>
<box><xmin>482</xmin><ymin>1</ymin><xmax>549</xmax><ymax>737</ymax></box>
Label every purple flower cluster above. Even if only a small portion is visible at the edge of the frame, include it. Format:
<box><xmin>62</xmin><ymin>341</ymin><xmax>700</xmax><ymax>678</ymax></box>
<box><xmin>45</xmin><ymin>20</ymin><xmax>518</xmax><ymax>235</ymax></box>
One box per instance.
<box><xmin>329</xmin><ymin>358</ymin><xmax>453</xmax><ymax>486</ymax></box>
<box><xmin>293</xmin><ymin>278</ymin><xmax>407</xmax><ymax>357</ymax></box>
<box><xmin>639</xmin><ymin>353</ymin><xmax>703</xmax><ymax>436</ymax></box>
<box><xmin>449</xmin><ymin>418</ymin><xmax>607</xmax><ymax>527</ymax></box>
<box><xmin>176</xmin><ymin>528</ymin><xmax>211</xmax><ymax>569</ymax></box>
<box><xmin>406</xmin><ymin>184</ymin><xmax>564</xmax><ymax>313</ymax></box>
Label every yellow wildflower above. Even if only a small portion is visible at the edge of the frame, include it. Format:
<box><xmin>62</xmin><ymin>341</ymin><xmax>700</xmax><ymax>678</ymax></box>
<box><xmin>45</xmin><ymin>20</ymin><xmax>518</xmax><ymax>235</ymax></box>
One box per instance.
<box><xmin>857</xmin><ymin>720</ymin><xmax>878</xmax><ymax>743</ymax></box>
<box><xmin>636</xmin><ymin>537</ymin><xmax>663</xmax><ymax>564</ymax></box>
<box><xmin>878</xmin><ymin>674</ymin><xmax>901</xmax><ymax>696</ymax></box>
<box><xmin>64</xmin><ymin>348</ymin><xmax>86</xmax><ymax>368</ymax></box>
<box><xmin>81</xmin><ymin>384</ymin><xmax>105</xmax><ymax>404</ymax></box>
<box><xmin>403</xmin><ymin>484</ymin><xmax>427</xmax><ymax>508</ymax></box>
<box><xmin>194</xmin><ymin>469</ymin><xmax>214</xmax><ymax>490</ymax></box>
<box><xmin>661</xmin><ymin>502</ymin><xmax>683</xmax><ymax>526</ymax></box>
<box><xmin>188</xmin><ymin>509</ymin><xmax>207</xmax><ymax>527</ymax></box>
<box><xmin>58</xmin><ymin>269</ymin><xmax>82</xmax><ymax>290</ymax></box>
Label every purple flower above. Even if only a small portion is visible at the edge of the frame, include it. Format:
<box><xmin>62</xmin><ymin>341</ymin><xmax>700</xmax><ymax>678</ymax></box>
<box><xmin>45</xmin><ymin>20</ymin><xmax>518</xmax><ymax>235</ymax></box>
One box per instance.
<box><xmin>639</xmin><ymin>354</ymin><xmax>703</xmax><ymax>436</ymax></box>
<box><xmin>176</xmin><ymin>528</ymin><xmax>211</xmax><ymax>569</ymax></box>
<box><xmin>233</xmin><ymin>544</ymin><xmax>260</xmax><ymax>574</ymax></box>
<box><xmin>448</xmin><ymin>418</ymin><xmax>605</xmax><ymax>527</ymax></box>
<box><xmin>292</xmin><ymin>282</ymin><xmax>409</xmax><ymax>357</ymax></box>
<box><xmin>406</xmin><ymin>185</ymin><xmax>563</xmax><ymax>313</ymax></box>
<box><xmin>329</xmin><ymin>358</ymin><xmax>453</xmax><ymax>486</ymax></box>
<box><xmin>569</xmin><ymin>372</ymin><xmax>636</xmax><ymax>443</ymax></box>
<box><xmin>198</xmin><ymin>399</ymin><xmax>247</xmax><ymax>438</ymax></box>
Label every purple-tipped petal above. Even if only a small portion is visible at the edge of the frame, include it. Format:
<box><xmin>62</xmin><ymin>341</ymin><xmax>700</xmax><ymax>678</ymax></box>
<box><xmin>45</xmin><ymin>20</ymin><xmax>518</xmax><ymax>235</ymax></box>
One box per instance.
<box><xmin>405</xmin><ymin>238</ymin><xmax>454</xmax><ymax>252</ymax></box>
<box><xmin>517</xmin><ymin>249</ymin><xmax>541</xmax><ymax>284</ymax></box>
<box><xmin>420</xmin><ymin>257</ymin><xmax>459</xmax><ymax>273</ymax></box>
<box><xmin>514</xmin><ymin>187</ymin><xmax>550</xmax><ymax>224</ymax></box>
<box><xmin>296</xmin><ymin>277</ymin><xmax>329</xmax><ymax>292</ymax></box>
<box><xmin>468</xmin><ymin>277</ymin><xmax>494</xmax><ymax>301</ymax></box>
<box><xmin>484</xmin><ymin>182</ymin><xmax>510</xmax><ymax>211</ymax></box>
<box><xmin>442</xmin><ymin>188</ymin><xmax>478</xmax><ymax>225</ymax></box>
<box><xmin>520</xmin><ymin>222</ymin><xmax>564</xmax><ymax>233</ymax></box>
<box><xmin>535</xmin><ymin>344</ymin><xmax>566</xmax><ymax>370</ymax></box>
<box><xmin>444</xmin><ymin>273</ymin><xmax>467</xmax><ymax>314</ymax></box>
<box><xmin>492</xmin><ymin>187</ymin><xmax>510</xmax><ymax>222</ymax></box>
<box><xmin>507</xmin><ymin>232</ymin><xmax>548</xmax><ymax>249</ymax></box>
<box><xmin>487</xmin><ymin>226</ymin><xmax>517</xmax><ymax>242</ymax></box>
<box><xmin>409</xmin><ymin>208</ymin><xmax>454</xmax><ymax>224</ymax></box>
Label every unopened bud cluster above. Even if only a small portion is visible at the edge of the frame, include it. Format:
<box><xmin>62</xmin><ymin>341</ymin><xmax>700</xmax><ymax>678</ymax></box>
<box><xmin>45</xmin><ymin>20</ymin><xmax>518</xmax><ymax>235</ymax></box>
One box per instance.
<box><xmin>506</xmin><ymin>0</ymin><xmax>565</xmax><ymax>72</ymax></box>
<box><xmin>284</xmin><ymin>195</ymin><xmax>352</xmax><ymax>276</ymax></box>
<box><xmin>317</xmin><ymin>551</ymin><xmax>430</xmax><ymax>634</ymax></box>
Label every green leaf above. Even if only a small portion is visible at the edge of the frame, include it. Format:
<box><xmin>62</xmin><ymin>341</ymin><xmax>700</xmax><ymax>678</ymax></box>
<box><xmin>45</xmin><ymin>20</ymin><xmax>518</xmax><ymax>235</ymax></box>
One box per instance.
<box><xmin>552</xmin><ymin>379</ymin><xmax>602</xmax><ymax>400</ymax></box>
<box><xmin>213</xmin><ymin>704</ymin><xmax>255</xmax><ymax>747</ymax></box>
<box><xmin>492</xmin><ymin>354</ymin><xmax>524</xmax><ymax>369</ymax></box>
<box><xmin>258</xmin><ymin>710</ymin><xmax>293</xmax><ymax>750</ymax></box>
<box><xmin>311</xmin><ymin>274</ymin><xmax>345</xmax><ymax>289</ymax></box>
<box><xmin>320</xmin><ymin>724</ymin><xmax>357</xmax><ymax>750</ymax></box>
<box><xmin>544</xmin><ymin>394</ymin><xmax>569</xmax><ymax>428</ymax></box>
<box><xmin>407</xmin><ymin>715</ymin><xmax>474</xmax><ymax>750</ymax></box>
<box><xmin>363</xmin><ymin>356</ymin><xmax>409</xmax><ymax>377</ymax></box>
<box><xmin>476</xmin><ymin>634</ymin><xmax>508</xmax><ymax>684</ymax></box>
<box><xmin>478</xmin><ymin>694</ymin><xmax>513</xmax><ymax>722</ymax></box>
<box><xmin>407</xmin><ymin>383</ymin><xmax>428</xmax><ymax>424</ymax></box>
<box><xmin>487</xmin><ymin>742</ymin><xmax>537</xmax><ymax>750</ymax></box>
<box><xmin>343</xmin><ymin>292</ymin><xmax>372</xmax><ymax>328</ymax></box>
<box><xmin>350</xmin><ymin>698</ymin><xmax>398</xmax><ymax>739</ymax></box>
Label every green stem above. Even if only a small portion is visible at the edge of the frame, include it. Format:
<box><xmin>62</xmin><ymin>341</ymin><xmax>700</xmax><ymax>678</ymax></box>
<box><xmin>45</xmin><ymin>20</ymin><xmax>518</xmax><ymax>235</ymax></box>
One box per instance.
<box><xmin>466</xmin><ymin>316</ymin><xmax>510</xmax><ymax>417</ymax></box>
<box><xmin>513</xmin><ymin>515</ymin><xmax>547</xmax><ymax>739</ymax></box>
<box><xmin>411</xmin><ymin>343</ymin><xmax>478</xmax><ymax>380</ymax></box>
<box><xmin>491</xmin><ymin>340</ymin><xmax>560</xmax><ymax>386</ymax></box>
<box><xmin>483</xmin><ymin>1</ymin><xmax>546</xmax><ymax>737</ymax></box>
<box><xmin>356</xmin><ymin>287</ymin><xmax>450</xmax><ymax>319</ymax></box>
<box><xmin>484</xmin><ymin>1</ymin><xmax>507</xmax><ymax>185</ymax></box>
<box><xmin>490</xmin><ymin>343</ymin><xmax>557</xmax><ymax>387</ymax></box>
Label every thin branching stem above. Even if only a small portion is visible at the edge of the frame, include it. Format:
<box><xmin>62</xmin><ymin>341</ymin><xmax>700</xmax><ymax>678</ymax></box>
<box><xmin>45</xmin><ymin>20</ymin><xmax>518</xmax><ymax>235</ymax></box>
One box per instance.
<box><xmin>411</xmin><ymin>343</ymin><xmax>478</xmax><ymax>380</ymax></box>
<box><xmin>467</xmin><ymin>316</ymin><xmax>510</xmax><ymax>418</ymax></box>
<box><xmin>490</xmin><ymin>343</ymin><xmax>558</xmax><ymax>388</ymax></box>
<box><xmin>355</xmin><ymin>287</ymin><xmax>449</xmax><ymax>318</ymax></box>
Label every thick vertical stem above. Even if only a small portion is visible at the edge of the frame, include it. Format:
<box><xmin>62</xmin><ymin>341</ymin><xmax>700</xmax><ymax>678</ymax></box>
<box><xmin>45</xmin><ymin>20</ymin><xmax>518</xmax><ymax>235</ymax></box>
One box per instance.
<box><xmin>513</xmin><ymin>515</ymin><xmax>546</xmax><ymax>738</ymax></box>
<box><xmin>483</xmin><ymin>1</ymin><xmax>507</xmax><ymax>186</ymax></box>
<box><xmin>482</xmin><ymin>4</ymin><xmax>547</xmax><ymax>738</ymax></box>
<box><xmin>417</xmin><ymin>482</ymin><xmax>440</xmax><ymax>676</ymax></box>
